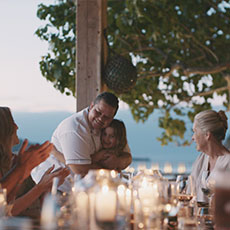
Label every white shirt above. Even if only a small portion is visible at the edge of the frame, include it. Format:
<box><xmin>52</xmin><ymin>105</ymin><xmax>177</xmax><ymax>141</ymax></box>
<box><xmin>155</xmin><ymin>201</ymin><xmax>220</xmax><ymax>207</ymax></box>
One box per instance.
<box><xmin>190</xmin><ymin>152</ymin><xmax>230</xmax><ymax>202</ymax></box>
<box><xmin>31</xmin><ymin>108</ymin><xmax>101</xmax><ymax>192</ymax></box>
<box><xmin>51</xmin><ymin>108</ymin><xmax>101</xmax><ymax>165</ymax></box>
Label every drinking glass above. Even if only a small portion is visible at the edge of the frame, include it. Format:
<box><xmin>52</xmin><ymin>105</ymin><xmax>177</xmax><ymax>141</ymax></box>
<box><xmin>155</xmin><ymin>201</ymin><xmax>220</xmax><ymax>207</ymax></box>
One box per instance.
<box><xmin>176</xmin><ymin>176</ymin><xmax>197</xmax><ymax>229</ymax></box>
<box><xmin>176</xmin><ymin>175</ymin><xmax>195</xmax><ymax>204</ymax></box>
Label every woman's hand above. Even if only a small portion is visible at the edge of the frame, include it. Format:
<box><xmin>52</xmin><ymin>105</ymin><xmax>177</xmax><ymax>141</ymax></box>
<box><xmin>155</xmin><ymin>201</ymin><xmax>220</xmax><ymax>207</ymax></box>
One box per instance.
<box><xmin>100</xmin><ymin>154</ymin><xmax>120</xmax><ymax>170</ymax></box>
<box><xmin>17</xmin><ymin>139</ymin><xmax>53</xmax><ymax>181</ymax></box>
<box><xmin>38</xmin><ymin>165</ymin><xmax>70</xmax><ymax>193</ymax></box>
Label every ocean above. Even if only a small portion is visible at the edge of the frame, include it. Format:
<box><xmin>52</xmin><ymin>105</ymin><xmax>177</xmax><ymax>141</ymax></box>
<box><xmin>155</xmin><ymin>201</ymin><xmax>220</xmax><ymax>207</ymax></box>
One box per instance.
<box><xmin>13</xmin><ymin>109</ymin><xmax>205</xmax><ymax>173</ymax></box>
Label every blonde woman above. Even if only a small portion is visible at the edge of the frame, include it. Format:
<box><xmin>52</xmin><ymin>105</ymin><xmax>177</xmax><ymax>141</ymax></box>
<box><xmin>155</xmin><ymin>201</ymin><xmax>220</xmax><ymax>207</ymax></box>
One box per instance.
<box><xmin>191</xmin><ymin>110</ymin><xmax>230</xmax><ymax>203</ymax></box>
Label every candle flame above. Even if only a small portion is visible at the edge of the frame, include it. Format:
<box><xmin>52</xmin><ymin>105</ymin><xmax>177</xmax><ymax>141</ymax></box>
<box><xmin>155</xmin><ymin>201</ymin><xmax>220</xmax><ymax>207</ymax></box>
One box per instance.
<box><xmin>102</xmin><ymin>185</ymin><xmax>109</xmax><ymax>193</ymax></box>
<box><xmin>110</xmin><ymin>170</ymin><xmax>117</xmax><ymax>178</ymax></box>
<box><xmin>99</xmin><ymin>169</ymin><xmax>105</xmax><ymax>176</ymax></box>
<box><xmin>118</xmin><ymin>184</ymin><xmax>125</xmax><ymax>192</ymax></box>
<box><xmin>126</xmin><ymin>188</ymin><xmax>131</xmax><ymax>197</ymax></box>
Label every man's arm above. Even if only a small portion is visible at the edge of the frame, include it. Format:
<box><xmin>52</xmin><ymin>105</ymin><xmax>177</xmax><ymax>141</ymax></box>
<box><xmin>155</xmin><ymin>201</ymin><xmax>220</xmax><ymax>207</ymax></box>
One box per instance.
<box><xmin>117</xmin><ymin>151</ymin><xmax>132</xmax><ymax>170</ymax></box>
<box><xmin>100</xmin><ymin>151</ymin><xmax>132</xmax><ymax>171</ymax></box>
<box><xmin>68</xmin><ymin>151</ymin><xmax>132</xmax><ymax>176</ymax></box>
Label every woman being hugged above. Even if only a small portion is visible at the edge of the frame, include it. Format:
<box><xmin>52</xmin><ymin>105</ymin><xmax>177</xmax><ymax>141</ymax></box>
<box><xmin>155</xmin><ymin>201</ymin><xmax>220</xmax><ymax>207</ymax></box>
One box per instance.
<box><xmin>191</xmin><ymin>109</ymin><xmax>230</xmax><ymax>203</ymax></box>
<box><xmin>92</xmin><ymin>119</ymin><xmax>129</xmax><ymax>170</ymax></box>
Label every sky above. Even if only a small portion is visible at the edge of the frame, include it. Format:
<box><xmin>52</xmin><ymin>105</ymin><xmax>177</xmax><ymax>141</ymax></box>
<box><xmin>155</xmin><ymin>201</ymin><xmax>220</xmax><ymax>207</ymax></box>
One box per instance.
<box><xmin>0</xmin><ymin>0</ymin><xmax>76</xmax><ymax>113</ymax></box>
<box><xmin>0</xmin><ymin>0</ymin><xmax>226</xmax><ymax>114</ymax></box>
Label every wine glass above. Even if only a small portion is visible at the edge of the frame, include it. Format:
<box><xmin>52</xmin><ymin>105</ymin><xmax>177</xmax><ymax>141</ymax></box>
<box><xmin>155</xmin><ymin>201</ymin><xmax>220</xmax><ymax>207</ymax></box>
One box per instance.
<box><xmin>176</xmin><ymin>175</ymin><xmax>195</xmax><ymax>204</ymax></box>
<box><xmin>176</xmin><ymin>176</ymin><xmax>197</xmax><ymax>229</ymax></box>
<box><xmin>158</xmin><ymin>181</ymin><xmax>180</xmax><ymax>229</ymax></box>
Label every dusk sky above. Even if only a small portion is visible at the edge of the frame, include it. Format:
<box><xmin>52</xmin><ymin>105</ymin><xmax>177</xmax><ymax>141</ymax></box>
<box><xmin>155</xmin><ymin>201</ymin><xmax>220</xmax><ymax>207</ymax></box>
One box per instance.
<box><xmin>0</xmin><ymin>0</ymin><xmax>76</xmax><ymax>113</ymax></box>
<box><xmin>0</xmin><ymin>1</ymin><xmax>226</xmax><ymax>114</ymax></box>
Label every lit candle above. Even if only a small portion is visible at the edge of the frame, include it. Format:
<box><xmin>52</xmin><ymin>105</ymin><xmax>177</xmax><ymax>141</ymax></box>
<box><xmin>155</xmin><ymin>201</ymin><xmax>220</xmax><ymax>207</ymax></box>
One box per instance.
<box><xmin>138</xmin><ymin>178</ymin><xmax>158</xmax><ymax>214</ymax></box>
<box><xmin>40</xmin><ymin>194</ymin><xmax>57</xmax><ymax>229</ymax></box>
<box><xmin>110</xmin><ymin>170</ymin><xmax>117</xmax><ymax>179</ymax></box>
<box><xmin>76</xmin><ymin>191</ymin><xmax>88</xmax><ymax>227</ymax></box>
<box><xmin>126</xmin><ymin>188</ymin><xmax>132</xmax><ymax>211</ymax></box>
<box><xmin>89</xmin><ymin>193</ymin><xmax>100</xmax><ymax>230</ymax></box>
<box><xmin>117</xmin><ymin>185</ymin><xmax>126</xmax><ymax>210</ymax></box>
<box><xmin>164</xmin><ymin>162</ymin><xmax>173</xmax><ymax>174</ymax></box>
<box><xmin>134</xmin><ymin>198</ymin><xmax>142</xmax><ymax>226</ymax></box>
<box><xmin>95</xmin><ymin>185</ymin><xmax>117</xmax><ymax>222</ymax></box>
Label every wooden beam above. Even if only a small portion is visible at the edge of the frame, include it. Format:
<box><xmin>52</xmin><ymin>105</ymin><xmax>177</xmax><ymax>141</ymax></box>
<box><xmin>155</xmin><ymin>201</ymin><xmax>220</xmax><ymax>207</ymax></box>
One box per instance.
<box><xmin>76</xmin><ymin>0</ymin><xmax>104</xmax><ymax>111</ymax></box>
<box><xmin>101</xmin><ymin>0</ymin><xmax>109</xmax><ymax>92</ymax></box>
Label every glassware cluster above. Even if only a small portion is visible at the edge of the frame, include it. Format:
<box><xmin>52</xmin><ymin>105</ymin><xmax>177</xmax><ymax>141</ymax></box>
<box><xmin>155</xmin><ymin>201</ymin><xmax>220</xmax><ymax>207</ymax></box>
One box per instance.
<box><xmin>2</xmin><ymin>165</ymin><xmax>230</xmax><ymax>229</ymax></box>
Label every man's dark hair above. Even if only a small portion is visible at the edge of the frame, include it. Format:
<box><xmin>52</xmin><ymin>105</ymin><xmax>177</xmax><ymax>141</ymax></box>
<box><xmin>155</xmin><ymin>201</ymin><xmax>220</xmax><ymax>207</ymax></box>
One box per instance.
<box><xmin>94</xmin><ymin>92</ymin><xmax>119</xmax><ymax>115</ymax></box>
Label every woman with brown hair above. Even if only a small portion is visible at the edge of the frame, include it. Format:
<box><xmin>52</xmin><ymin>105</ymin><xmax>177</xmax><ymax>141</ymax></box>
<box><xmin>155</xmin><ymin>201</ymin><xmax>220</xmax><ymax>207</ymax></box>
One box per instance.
<box><xmin>91</xmin><ymin>119</ymin><xmax>130</xmax><ymax>170</ymax></box>
<box><xmin>0</xmin><ymin>107</ymin><xmax>69</xmax><ymax>217</ymax></box>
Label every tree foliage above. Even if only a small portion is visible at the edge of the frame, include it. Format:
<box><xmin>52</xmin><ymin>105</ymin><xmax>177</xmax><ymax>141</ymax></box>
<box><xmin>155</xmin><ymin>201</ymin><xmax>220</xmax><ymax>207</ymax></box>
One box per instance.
<box><xmin>36</xmin><ymin>0</ymin><xmax>75</xmax><ymax>95</ymax></box>
<box><xmin>36</xmin><ymin>0</ymin><xmax>230</xmax><ymax>145</ymax></box>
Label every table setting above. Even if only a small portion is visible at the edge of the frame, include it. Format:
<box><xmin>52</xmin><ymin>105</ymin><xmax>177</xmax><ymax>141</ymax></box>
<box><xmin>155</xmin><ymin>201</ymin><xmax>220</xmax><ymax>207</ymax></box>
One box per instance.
<box><xmin>1</xmin><ymin>166</ymin><xmax>230</xmax><ymax>230</ymax></box>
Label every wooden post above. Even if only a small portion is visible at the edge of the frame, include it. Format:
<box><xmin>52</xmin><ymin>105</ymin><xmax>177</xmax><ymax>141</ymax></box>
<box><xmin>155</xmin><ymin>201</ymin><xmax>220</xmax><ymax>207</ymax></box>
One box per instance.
<box><xmin>76</xmin><ymin>0</ymin><xmax>107</xmax><ymax>112</ymax></box>
<box><xmin>101</xmin><ymin>0</ymin><xmax>109</xmax><ymax>93</ymax></box>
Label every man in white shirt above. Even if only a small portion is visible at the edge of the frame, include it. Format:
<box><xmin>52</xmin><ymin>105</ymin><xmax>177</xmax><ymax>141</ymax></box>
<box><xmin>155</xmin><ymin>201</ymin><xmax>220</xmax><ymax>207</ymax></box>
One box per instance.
<box><xmin>31</xmin><ymin>92</ymin><xmax>132</xmax><ymax>192</ymax></box>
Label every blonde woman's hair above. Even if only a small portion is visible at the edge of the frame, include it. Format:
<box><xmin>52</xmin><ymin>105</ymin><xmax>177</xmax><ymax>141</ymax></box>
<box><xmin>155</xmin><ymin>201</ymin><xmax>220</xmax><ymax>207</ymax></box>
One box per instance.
<box><xmin>194</xmin><ymin>110</ymin><xmax>228</xmax><ymax>141</ymax></box>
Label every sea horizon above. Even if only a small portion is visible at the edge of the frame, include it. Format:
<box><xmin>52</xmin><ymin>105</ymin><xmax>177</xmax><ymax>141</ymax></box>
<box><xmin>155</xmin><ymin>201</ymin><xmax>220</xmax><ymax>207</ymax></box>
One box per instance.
<box><xmin>13</xmin><ymin>108</ymin><xmax>229</xmax><ymax>173</ymax></box>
